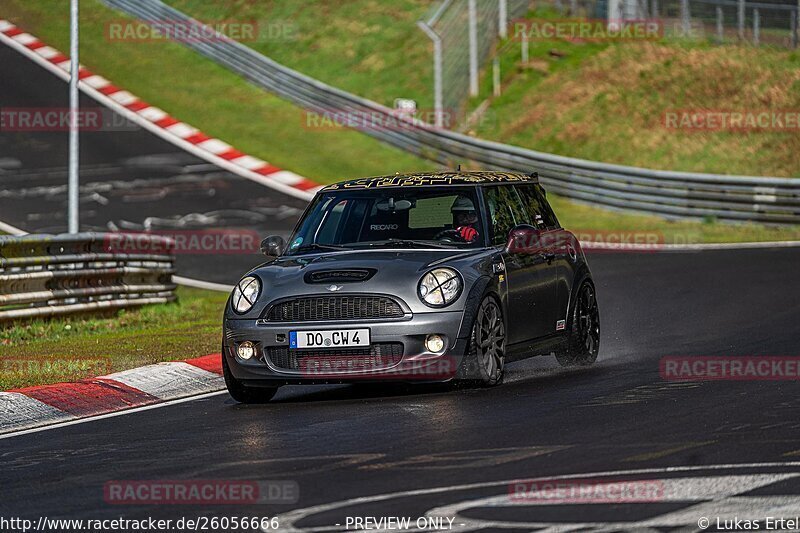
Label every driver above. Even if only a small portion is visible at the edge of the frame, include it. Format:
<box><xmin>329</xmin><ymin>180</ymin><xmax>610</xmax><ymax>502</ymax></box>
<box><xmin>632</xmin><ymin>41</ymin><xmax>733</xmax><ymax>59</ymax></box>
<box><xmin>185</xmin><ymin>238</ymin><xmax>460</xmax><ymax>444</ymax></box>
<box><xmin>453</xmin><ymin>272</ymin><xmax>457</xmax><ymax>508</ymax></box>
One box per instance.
<box><xmin>451</xmin><ymin>195</ymin><xmax>480</xmax><ymax>243</ymax></box>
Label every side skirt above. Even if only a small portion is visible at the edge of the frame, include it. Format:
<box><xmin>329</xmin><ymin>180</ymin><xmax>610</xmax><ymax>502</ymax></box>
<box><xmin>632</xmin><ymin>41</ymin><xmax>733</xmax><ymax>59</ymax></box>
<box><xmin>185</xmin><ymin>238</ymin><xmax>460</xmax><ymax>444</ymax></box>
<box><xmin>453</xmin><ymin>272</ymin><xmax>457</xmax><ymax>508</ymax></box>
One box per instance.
<box><xmin>506</xmin><ymin>333</ymin><xmax>567</xmax><ymax>362</ymax></box>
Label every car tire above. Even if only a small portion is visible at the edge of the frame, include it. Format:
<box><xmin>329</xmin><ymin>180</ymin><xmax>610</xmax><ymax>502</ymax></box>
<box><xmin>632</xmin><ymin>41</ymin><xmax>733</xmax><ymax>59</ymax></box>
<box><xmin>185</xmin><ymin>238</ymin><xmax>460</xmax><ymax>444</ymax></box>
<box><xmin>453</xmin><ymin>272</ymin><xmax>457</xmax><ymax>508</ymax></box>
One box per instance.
<box><xmin>222</xmin><ymin>349</ymin><xmax>279</xmax><ymax>403</ymax></box>
<box><xmin>470</xmin><ymin>296</ymin><xmax>506</xmax><ymax>386</ymax></box>
<box><xmin>555</xmin><ymin>281</ymin><xmax>600</xmax><ymax>367</ymax></box>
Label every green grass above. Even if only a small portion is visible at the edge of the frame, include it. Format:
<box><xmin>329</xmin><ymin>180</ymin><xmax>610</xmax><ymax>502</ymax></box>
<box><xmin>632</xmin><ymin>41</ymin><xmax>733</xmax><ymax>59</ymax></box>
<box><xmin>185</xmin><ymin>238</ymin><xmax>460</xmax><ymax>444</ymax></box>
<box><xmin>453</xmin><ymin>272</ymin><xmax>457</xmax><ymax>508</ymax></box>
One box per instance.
<box><xmin>467</xmin><ymin>8</ymin><xmax>800</xmax><ymax>178</ymax></box>
<box><xmin>161</xmin><ymin>1</ymin><xmax>799</xmax><ymax>179</ymax></box>
<box><xmin>0</xmin><ymin>286</ymin><xmax>227</xmax><ymax>390</ymax></box>
<box><xmin>163</xmin><ymin>0</ymin><xmax>435</xmax><ymax>110</ymax></box>
<box><xmin>4</xmin><ymin>1</ymin><xmax>798</xmax><ymax>243</ymax></box>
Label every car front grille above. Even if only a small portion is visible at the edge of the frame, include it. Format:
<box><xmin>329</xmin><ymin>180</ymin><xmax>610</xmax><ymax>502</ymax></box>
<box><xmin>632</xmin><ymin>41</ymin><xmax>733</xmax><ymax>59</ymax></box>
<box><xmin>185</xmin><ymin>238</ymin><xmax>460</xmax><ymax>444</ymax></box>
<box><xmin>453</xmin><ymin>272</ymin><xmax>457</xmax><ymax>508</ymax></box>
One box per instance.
<box><xmin>265</xmin><ymin>342</ymin><xmax>404</xmax><ymax>372</ymax></box>
<box><xmin>264</xmin><ymin>295</ymin><xmax>405</xmax><ymax>322</ymax></box>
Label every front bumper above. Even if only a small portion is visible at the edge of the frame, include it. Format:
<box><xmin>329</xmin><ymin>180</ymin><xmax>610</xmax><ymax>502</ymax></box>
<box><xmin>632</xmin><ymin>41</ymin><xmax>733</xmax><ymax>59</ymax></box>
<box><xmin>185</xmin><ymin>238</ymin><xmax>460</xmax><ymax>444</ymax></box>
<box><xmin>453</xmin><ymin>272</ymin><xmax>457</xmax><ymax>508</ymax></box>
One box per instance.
<box><xmin>224</xmin><ymin>310</ymin><xmax>471</xmax><ymax>385</ymax></box>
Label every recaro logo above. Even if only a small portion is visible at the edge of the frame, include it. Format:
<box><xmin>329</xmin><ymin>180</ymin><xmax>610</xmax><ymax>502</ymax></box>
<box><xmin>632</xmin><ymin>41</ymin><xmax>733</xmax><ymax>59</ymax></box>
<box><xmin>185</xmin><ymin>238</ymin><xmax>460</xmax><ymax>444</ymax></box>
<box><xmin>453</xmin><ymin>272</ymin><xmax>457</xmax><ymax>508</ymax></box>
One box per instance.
<box><xmin>370</xmin><ymin>224</ymin><xmax>399</xmax><ymax>231</ymax></box>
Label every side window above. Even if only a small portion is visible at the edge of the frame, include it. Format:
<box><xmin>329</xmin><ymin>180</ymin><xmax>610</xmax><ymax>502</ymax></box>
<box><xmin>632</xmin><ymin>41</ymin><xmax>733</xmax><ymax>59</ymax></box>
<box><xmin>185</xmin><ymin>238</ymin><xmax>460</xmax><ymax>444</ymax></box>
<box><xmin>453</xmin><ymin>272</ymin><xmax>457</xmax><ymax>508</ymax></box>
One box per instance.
<box><xmin>515</xmin><ymin>184</ymin><xmax>560</xmax><ymax>230</ymax></box>
<box><xmin>484</xmin><ymin>185</ymin><xmax>529</xmax><ymax>246</ymax></box>
<box><xmin>536</xmin><ymin>185</ymin><xmax>560</xmax><ymax>229</ymax></box>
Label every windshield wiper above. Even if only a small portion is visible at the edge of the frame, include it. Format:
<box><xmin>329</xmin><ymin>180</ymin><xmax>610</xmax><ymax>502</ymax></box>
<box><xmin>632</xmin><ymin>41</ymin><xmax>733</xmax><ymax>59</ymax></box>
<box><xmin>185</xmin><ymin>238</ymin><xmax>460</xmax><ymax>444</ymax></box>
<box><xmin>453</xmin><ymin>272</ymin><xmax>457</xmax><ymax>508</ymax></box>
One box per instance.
<box><xmin>292</xmin><ymin>243</ymin><xmax>346</xmax><ymax>254</ymax></box>
<box><xmin>358</xmin><ymin>239</ymin><xmax>454</xmax><ymax>249</ymax></box>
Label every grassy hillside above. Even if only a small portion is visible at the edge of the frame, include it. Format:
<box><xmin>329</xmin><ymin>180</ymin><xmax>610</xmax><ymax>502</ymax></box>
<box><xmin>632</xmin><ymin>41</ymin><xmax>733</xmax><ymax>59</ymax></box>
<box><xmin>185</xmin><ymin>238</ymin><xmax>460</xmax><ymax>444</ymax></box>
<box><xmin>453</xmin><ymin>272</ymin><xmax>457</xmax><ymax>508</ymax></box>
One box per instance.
<box><xmin>469</xmin><ymin>28</ymin><xmax>800</xmax><ymax>177</ymax></box>
<box><xmin>164</xmin><ymin>0</ymin><xmax>434</xmax><ymax>110</ymax></box>
<box><xmin>169</xmin><ymin>1</ymin><xmax>800</xmax><ymax>178</ymax></box>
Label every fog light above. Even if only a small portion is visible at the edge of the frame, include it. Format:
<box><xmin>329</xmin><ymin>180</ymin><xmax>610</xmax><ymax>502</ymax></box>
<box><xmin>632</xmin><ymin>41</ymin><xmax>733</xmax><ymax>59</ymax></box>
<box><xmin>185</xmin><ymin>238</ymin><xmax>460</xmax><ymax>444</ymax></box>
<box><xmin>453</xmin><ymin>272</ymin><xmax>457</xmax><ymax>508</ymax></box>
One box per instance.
<box><xmin>237</xmin><ymin>341</ymin><xmax>256</xmax><ymax>360</ymax></box>
<box><xmin>425</xmin><ymin>334</ymin><xmax>445</xmax><ymax>353</ymax></box>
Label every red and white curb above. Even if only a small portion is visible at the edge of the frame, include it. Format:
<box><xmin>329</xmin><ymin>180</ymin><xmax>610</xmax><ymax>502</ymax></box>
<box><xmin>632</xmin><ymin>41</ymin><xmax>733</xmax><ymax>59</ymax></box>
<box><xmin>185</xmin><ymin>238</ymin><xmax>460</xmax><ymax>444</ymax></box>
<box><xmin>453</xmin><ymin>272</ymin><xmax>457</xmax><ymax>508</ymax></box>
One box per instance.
<box><xmin>0</xmin><ymin>354</ymin><xmax>224</xmax><ymax>435</ymax></box>
<box><xmin>0</xmin><ymin>19</ymin><xmax>320</xmax><ymax>200</ymax></box>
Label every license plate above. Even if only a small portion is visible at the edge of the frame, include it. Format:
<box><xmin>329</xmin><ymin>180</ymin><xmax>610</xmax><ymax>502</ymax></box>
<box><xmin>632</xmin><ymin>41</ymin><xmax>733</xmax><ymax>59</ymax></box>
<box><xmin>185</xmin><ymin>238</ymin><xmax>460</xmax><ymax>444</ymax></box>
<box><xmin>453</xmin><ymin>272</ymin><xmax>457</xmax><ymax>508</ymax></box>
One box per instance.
<box><xmin>289</xmin><ymin>329</ymin><xmax>370</xmax><ymax>349</ymax></box>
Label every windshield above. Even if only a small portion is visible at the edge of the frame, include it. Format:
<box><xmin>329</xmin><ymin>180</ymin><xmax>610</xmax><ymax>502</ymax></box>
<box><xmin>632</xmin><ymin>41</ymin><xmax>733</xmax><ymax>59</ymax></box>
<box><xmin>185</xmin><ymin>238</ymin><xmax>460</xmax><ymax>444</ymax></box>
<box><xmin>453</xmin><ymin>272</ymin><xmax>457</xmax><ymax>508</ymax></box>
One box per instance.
<box><xmin>285</xmin><ymin>188</ymin><xmax>485</xmax><ymax>254</ymax></box>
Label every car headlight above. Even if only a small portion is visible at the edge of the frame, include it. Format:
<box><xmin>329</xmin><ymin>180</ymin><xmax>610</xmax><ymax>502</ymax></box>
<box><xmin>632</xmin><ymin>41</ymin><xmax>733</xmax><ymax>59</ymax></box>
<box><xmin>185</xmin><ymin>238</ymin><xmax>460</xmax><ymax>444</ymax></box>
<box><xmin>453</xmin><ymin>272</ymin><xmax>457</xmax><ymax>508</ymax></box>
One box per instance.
<box><xmin>231</xmin><ymin>276</ymin><xmax>261</xmax><ymax>313</ymax></box>
<box><xmin>418</xmin><ymin>268</ymin><xmax>462</xmax><ymax>308</ymax></box>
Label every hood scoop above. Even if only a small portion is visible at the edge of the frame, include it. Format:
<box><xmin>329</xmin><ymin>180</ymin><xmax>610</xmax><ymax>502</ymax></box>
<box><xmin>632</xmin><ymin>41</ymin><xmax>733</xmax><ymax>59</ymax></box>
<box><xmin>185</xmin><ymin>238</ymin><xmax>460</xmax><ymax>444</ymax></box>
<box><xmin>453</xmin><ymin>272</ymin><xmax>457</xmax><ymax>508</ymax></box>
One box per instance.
<box><xmin>304</xmin><ymin>269</ymin><xmax>376</xmax><ymax>284</ymax></box>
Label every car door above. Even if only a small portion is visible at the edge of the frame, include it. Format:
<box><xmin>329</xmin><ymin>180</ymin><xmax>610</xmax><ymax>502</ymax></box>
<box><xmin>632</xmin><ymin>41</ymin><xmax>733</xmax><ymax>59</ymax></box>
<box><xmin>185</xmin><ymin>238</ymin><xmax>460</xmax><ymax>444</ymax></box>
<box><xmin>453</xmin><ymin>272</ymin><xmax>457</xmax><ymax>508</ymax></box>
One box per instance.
<box><xmin>484</xmin><ymin>184</ymin><xmax>558</xmax><ymax>345</ymax></box>
<box><xmin>514</xmin><ymin>183</ymin><xmax>569</xmax><ymax>331</ymax></box>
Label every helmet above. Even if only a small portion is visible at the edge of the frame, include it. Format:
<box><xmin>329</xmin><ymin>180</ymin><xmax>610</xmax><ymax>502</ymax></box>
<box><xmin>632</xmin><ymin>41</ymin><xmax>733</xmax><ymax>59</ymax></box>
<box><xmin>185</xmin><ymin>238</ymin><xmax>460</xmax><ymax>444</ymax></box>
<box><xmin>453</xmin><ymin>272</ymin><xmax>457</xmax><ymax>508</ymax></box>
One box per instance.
<box><xmin>451</xmin><ymin>195</ymin><xmax>476</xmax><ymax>212</ymax></box>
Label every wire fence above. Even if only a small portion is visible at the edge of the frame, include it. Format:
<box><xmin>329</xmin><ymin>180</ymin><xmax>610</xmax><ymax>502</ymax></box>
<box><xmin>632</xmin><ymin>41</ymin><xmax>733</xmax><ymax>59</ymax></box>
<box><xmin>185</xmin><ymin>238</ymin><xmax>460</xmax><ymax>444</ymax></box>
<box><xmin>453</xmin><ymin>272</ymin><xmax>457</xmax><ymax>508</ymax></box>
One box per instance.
<box><xmin>540</xmin><ymin>0</ymin><xmax>799</xmax><ymax>46</ymax></box>
<box><xmin>418</xmin><ymin>0</ymin><xmax>530</xmax><ymax>124</ymax></box>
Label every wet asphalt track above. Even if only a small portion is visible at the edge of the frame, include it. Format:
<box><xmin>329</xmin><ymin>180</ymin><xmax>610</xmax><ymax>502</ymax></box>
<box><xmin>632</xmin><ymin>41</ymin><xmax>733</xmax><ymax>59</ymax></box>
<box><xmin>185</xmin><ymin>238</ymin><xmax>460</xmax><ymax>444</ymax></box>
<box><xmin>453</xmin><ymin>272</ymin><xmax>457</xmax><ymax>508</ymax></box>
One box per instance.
<box><xmin>3</xmin><ymin>32</ymin><xmax>800</xmax><ymax>532</ymax></box>
<box><xmin>1</xmin><ymin>247</ymin><xmax>800</xmax><ymax>530</ymax></box>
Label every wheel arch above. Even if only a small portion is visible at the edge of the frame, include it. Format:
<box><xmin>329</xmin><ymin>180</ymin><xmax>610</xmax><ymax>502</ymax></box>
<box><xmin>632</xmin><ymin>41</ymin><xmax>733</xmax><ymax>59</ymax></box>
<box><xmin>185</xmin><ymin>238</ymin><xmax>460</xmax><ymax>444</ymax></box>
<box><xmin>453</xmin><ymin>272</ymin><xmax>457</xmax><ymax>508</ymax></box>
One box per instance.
<box><xmin>456</xmin><ymin>275</ymin><xmax>503</xmax><ymax>340</ymax></box>
<box><xmin>565</xmin><ymin>266</ymin><xmax>596</xmax><ymax>330</ymax></box>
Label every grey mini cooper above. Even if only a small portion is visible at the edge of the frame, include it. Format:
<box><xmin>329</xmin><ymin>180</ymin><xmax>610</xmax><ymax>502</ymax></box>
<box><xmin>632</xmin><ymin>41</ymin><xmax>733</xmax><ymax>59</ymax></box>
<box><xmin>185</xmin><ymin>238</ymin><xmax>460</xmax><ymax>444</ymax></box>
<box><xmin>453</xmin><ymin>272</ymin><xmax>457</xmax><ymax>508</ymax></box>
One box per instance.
<box><xmin>222</xmin><ymin>171</ymin><xmax>599</xmax><ymax>402</ymax></box>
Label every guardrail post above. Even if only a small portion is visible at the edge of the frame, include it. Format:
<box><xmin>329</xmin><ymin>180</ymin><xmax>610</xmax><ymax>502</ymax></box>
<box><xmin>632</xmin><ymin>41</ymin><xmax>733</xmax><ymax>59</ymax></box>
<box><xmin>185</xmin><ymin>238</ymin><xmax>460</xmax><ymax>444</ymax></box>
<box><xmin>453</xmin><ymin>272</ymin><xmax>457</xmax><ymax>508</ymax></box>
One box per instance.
<box><xmin>521</xmin><ymin>28</ymin><xmax>529</xmax><ymax>63</ymax></box>
<box><xmin>417</xmin><ymin>21</ymin><xmax>444</xmax><ymax>128</ymax></box>
<box><xmin>493</xmin><ymin>57</ymin><xmax>501</xmax><ymax>96</ymax></box>
<box><xmin>738</xmin><ymin>0</ymin><xmax>745</xmax><ymax>40</ymax></box>
<box><xmin>468</xmin><ymin>0</ymin><xmax>479</xmax><ymax>97</ymax></box>
<box><xmin>716</xmin><ymin>6</ymin><xmax>724</xmax><ymax>41</ymax></box>
<box><xmin>499</xmin><ymin>0</ymin><xmax>508</xmax><ymax>38</ymax></box>
<box><xmin>753</xmin><ymin>8</ymin><xmax>760</xmax><ymax>45</ymax></box>
<box><xmin>792</xmin><ymin>5</ymin><xmax>799</xmax><ymax>48</ymax></box>
<box><xmin>680</xmin><ymin>0</ymin><xmax>691</xmax><ymax>36</ymax></box>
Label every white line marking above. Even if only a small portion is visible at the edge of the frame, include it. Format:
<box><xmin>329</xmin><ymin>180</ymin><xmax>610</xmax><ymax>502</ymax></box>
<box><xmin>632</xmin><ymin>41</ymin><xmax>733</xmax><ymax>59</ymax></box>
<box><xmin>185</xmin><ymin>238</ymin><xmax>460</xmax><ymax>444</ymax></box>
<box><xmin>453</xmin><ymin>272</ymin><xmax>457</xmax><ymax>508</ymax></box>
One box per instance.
<box><xmin>11</xmin><ymin>32</ymin><xmax>37</xmax><ymax>45</ymax></box>
<box><xmin>172</xmin><ymin>275</ymin><xmax>233</xmax><ymax>292</ymax></box>
<box><xmin>34</xmin><ymin>45</ymin><xmax>60</xmax><ymax>60</ymax></box>
<box><xmin>108</xmin><ymin>90</ymin><xmax>138</xmax><ymax>106</ymax></box>
<box><xmin>197</xmin><ymin>138</ymin><xmax>232</xmax><ymax>154</ymax></box>
<box><xmin>275</xmin><ymin>462</ymin><xmax>800</xmax><ymax>532</ymax></box>
<box><xmin>82</xmin><ymin>74</ymin><xmax>111</xmax><ymax>89</ymax></box>
<box><xmin>0</xmin><ymin>393</ymin><xmax>75</xmax><ymax>432</ymax></box>
<box><xmin>268</xmin><ymin>170</ymin><xmax>305</xmax><ymax>185</ymax></box>
<box><xmin>137</xmin><ymin>105</ymin><xmax>168</xmax><ymax>122</ymax></box>
<box><xmin>0</xmin><ymin>390</ymin><xmax>228</xmax><ymax>441</ymax></box>
<box><xmin>0</xmin><ymin>219</ymin><xmax>26</xmax><ymax>235</ymax></box>
<box><xmin>231</xmin><ymin>155</ymin><xmax>267</xmax><ymax>170</ymax></box>
<box><xmin>164</xmin><ymin>121</ymin><xmax>198</xmax><ymax>138</ymax></box>
<box><xmin>104</xmin><ymin>361</ymin><xmax>223</xmax><ymax>400</ymax></box>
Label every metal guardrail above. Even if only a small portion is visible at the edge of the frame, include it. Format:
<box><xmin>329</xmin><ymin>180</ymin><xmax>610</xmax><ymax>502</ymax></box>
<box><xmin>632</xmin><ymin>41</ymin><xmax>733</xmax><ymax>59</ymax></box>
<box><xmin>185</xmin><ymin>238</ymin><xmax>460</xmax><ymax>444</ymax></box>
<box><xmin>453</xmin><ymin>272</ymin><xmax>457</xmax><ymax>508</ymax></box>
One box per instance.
<box><xmin>103</xmin><ymin>0</ymin><xmax>800</xmax><ymax>224</ymax></box>
<box><xmin>0</xmin><ymin>233</ymin><xmax>176</xmax><ymax>321</ymax></box>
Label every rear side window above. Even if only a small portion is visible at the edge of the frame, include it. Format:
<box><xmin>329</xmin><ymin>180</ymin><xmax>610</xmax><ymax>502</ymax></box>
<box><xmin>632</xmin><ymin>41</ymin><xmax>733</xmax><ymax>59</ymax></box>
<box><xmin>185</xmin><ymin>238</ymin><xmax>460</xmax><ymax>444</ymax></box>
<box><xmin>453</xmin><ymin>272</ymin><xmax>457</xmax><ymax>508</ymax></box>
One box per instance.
<box><xmin>483</xmin><ymin>185</ymin><xmax>530</xmax><ymax>246</ymax></box>
<box><xmin>515</xmin><ymin>184</ymin><xmax>560</xmax><ymax>230</ymax></box>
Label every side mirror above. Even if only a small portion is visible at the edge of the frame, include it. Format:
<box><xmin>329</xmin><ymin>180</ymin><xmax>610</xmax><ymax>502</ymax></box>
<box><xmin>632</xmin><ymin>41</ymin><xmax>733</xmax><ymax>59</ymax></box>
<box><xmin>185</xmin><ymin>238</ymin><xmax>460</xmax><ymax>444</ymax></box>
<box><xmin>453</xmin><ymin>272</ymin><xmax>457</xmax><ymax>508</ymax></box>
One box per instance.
<box><xmin>261</xmin><ymin>235</ymin><xmax>286</xmax><ymax>257</ymax></box>
<box><xmin>505</xmin><ymin>224</ymin><xmax>542</xmax><ymax>255</ymax></box>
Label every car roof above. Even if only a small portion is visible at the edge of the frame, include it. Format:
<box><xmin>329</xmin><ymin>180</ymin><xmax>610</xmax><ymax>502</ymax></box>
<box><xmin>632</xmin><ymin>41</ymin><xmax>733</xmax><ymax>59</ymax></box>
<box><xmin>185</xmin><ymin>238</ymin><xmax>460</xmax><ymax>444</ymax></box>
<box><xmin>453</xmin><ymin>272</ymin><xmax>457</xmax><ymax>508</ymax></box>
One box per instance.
<box><xmin>320</xmin><ymin>171</ymin><xmax>538</xmax><ymax>191</ymax></box>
